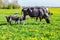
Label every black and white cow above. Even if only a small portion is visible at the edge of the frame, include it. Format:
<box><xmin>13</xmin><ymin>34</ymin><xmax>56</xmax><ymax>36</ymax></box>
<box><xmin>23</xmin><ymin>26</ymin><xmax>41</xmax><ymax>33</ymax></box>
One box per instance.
<box><xmin>6</xmin><ymin>16</ymin><xmax>20</xmax><ymax>24</ymax></box>
<box><xmin>21</xmin><ymin>7</ymin><xmax>50</xmax><ymax>24</ymax></box>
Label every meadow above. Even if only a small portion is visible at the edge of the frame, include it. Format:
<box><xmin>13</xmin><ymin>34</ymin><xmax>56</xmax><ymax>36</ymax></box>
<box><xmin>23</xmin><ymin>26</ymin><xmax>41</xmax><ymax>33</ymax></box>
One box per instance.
<box><xmin>0</xmin><ymin>8</ymin><xmax>60</xmax><ymax>40</ymax></box>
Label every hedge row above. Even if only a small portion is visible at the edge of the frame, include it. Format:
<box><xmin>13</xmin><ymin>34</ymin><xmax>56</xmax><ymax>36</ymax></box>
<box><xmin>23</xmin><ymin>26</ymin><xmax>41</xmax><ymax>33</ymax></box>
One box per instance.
<box><xmin>0</xmin><ymin>4</ymin><xmax>20</xmax><ymax>9</ymax></box>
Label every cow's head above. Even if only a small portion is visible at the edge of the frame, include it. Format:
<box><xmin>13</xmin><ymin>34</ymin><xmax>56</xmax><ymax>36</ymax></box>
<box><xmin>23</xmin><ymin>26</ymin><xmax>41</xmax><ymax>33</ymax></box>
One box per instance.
<box><xmin>48</xmin><ymin>12</ymin><xmax>53</xmax><ymax>15</ymax></box>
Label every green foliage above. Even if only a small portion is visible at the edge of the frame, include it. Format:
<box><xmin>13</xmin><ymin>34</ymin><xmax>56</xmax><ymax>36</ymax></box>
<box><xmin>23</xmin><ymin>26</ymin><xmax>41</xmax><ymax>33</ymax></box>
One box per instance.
<box><xmin>0</xmin><ymin>4</ymin><xmax>20</xmax><ymax>9</ymax></box>
<box><xmin>13</xmin><ymin>4</ymin><xmax>20</xmax><ymax>9</ymax></box>
<box><xmin>0</xmin><ymin>8</ymin><xmax>60</xmax><ymax>40</ymax></box>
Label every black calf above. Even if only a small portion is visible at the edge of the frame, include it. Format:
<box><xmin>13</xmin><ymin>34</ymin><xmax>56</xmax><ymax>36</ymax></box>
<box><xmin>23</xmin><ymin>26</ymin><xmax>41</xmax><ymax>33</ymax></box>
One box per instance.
<box><xmin>6</xmin><ymin>16</ymin><xmax>20</xmax><ymax>24</ymax></box>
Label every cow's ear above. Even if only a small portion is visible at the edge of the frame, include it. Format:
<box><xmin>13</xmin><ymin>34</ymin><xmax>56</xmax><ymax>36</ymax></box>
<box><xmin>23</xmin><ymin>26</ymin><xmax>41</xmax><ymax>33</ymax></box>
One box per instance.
<box><xmin>27</xmin><ymin>8</ymin><xmax>29</xmax><ymax>11</ymax></box>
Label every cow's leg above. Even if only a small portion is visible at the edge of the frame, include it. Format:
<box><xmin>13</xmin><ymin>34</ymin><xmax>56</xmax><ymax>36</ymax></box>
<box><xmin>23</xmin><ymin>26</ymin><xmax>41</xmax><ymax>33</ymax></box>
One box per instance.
<box><xmin>16</xmin><ymin>20</ymin><xmax>20</xmax><ymax>24</ymax></box>
<box><xmin>17</xmin><ymin>20</ymin><xmax>20</xmax><ymax>24</ymax></box>
<box><xmin>9</xmin><ymin>18</ymin><xmax>12</xmax><ymax>24</ymax></box>
<box><xmin>6</xmin><ymin>19</ymin><xmax>9</xmax><ymax>24</ymax></box>
<box><xmin>22</xmin><ymin>20</ymin><xmax>26</xmax><ymax>25</ymax></box>
<box><xmin>39</xmin><ymin>16</ymin><xmax>42</xmax><ymax>22</ymax></box>
<box><xmin>8</xmin><ymin>21</ymin><xmax>11</xmax><ymax>24</ymax></box>
<box><xmin>39</xmin><ymin>16</ymin><xmax>43</xmax><ymax>24</ymax></box>
<box><xmin>6</xmin><ymin>18</ymin><xmax>11</xmax><ymax>24</ymax></box>
<box><xmin>35</xmin><ymin>17</ymin><xmax>38</xmax><ymax>24</ymax></box>
<box><xmin>6</xmin><ymin>21</ymin><xmax>11</xmax><ymax>25</ymax></box>
<box><xmin>22</xmin><ymin>14</ymin><xmax>26</xmax><ymax>25</ymax></box>
<box><xmin>7</xmin><ymin>18</ymin><xmax>12</xmax><ymax>24</ymax></box>
<box><xmin>15</xmin><ymin>21</ymin><xmax>17</xmax><ymax>24</ymax></box>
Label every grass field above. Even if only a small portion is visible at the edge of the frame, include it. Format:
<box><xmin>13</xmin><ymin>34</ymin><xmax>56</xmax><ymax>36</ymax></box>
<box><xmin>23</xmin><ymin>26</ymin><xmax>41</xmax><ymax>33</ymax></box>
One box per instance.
<box><xmin>0</xmin><ymin>8</ymin><xmax>60</xmax><ymax>40</ymax></box>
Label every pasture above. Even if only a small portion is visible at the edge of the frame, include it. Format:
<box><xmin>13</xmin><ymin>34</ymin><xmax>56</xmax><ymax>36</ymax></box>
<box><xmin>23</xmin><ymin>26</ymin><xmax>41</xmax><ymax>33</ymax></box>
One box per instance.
<box><xmin>0</xmin><ymin>8</ymin><xmax>60</xmax><ymax>40</ymax></box>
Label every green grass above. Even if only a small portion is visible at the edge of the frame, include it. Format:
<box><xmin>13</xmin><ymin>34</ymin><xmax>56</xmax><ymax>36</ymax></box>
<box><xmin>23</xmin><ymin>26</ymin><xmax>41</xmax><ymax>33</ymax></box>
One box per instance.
<box><xmin>0</xmin><ymin>8</ymin><xmax>60</xmax><ymax>40</ymax></box>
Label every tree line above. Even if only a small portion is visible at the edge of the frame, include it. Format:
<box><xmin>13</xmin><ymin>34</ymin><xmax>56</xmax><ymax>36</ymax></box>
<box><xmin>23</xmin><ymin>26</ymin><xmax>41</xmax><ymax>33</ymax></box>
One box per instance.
<box><xmin>0</xmin><ymin>0</ymin><xmax>20</xmax><ymax>9</ymax></box>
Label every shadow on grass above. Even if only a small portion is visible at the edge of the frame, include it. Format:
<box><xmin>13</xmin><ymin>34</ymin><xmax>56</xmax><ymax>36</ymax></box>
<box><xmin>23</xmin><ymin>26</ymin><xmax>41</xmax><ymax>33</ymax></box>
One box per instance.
<box><xmin>26</xmin><ymin>22</ymin><xmax>40</xmax><ymax>25</ymax></box>
<box><xmin>0</xmin><ymin>23</ymin><xmax>7</xmax><ymax>26</ymax></box>
<box><xmin>0</xmin><ymin>22</ymin><xmax>43</xmax><ymax>26</ymax></box>
<box><xmin>0</xmin><ymin>23</ymin><xmax>19</xmax><ymax>26</ymax></box>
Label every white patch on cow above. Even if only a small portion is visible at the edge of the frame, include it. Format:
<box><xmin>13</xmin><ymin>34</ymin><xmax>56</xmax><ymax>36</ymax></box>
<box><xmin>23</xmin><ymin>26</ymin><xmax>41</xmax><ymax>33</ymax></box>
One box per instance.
<box><xmin>26</xmin><ymin>15</ymin><xmax>30</xmax><ymax>19</ymax></box>
<box><xmin>18</xmin><ymin>20</ymin><xmax>20</xmax><ymax>24</ymax></box>
<box><xmin>40</xmin><ymin>9</ymin><xmax>44</xmax><ymax>15</ymax></box>
<box><xmin>30</xmin><ymin>10</ymin><xmax>32</xmax><ymax>12</ymax></box>
<box><xmin>46</xmin><ymin>13</ymin><xmax>49</xmax><ymax>16</ymax></box>
<box><xmin>9</xmin><ymin>18</ymin><xmax>12</xmax><ymax>21</ymax></box>
<box><xmin>45</xmin><ymin>8</ymin><xmax>49</xmax><ymax>13</ymax></box>
<box><xmin>24</xmin><ymin>9</ymin><xmax>27</xmax><ymax>10</ymax></box>
<box><xmin>46</xmin><ymin>8</ymin><xmax>48</xmax><ymax>11</ymax></box>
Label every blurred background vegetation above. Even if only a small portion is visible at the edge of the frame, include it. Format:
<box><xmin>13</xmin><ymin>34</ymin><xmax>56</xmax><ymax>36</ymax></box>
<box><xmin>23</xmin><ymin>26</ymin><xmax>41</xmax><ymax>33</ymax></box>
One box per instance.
<box><xmin>0</xmin><ymin>0</ymin><xmax>20</xmax><ymax>9</ymax></box>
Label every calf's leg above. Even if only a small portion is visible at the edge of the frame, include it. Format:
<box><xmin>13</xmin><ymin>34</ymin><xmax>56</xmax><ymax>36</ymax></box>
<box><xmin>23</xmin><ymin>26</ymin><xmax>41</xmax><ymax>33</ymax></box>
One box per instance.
<box><xmin>9</xmin><ymin>21</ymin><xmax>11</xmax><ymax>24</ymax></box>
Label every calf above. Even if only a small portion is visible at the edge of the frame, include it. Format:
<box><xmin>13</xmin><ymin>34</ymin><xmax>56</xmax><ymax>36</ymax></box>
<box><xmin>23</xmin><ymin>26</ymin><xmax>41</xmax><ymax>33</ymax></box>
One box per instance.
<box><xmin>6</xmin><ymin>16</ymin><xmax>20</xmax><ymax>24</ymax></box>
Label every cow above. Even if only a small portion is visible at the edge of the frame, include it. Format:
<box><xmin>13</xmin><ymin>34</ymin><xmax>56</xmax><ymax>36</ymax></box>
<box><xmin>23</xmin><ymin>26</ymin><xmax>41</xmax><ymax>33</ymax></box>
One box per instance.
<box><xmin>5</xmin><ymin>16</ymin><xmax>20</xmax><ymax>24</ymax></box>
<box><xmin>21</xmin><ymin>7</ymin><xmax>50</xmax><ymax>24</ymax></box>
